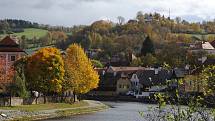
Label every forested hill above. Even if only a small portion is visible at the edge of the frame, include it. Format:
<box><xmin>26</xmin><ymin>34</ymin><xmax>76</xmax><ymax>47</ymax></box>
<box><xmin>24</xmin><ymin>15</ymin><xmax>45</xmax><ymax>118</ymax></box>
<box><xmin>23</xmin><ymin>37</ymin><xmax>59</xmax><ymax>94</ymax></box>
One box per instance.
<box><xmin>0</xmin><ymin>19</ymin><xmax>73</xmax><ymax>49</ymax></box>
<box><xmin>71</xmin><ymin>12</ymin><xmax>215</xmax><ymax>53</ymax></box>
<box><xmin>69</xmin><ymin>12</ymin><xmax>215</xmax><ymax>67</ymax></box>
<box><xmin>0</xmin><ymin>19</ymin><xmax>74</xmax><ymax>34</ymax></box>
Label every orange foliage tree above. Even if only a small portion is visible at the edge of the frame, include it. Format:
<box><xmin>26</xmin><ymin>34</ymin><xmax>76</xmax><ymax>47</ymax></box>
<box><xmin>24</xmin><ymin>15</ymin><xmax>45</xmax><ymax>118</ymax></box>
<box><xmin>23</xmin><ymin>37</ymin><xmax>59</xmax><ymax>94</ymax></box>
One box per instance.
<box><xmin>25</xmin><ymin>47</ymin><xmax>65</xmax><ymax>102</ymax></box>
<box><xmin>0</xmin><ymin>57</ymin><xmax>14</xmax><ymax>84</ymax></box>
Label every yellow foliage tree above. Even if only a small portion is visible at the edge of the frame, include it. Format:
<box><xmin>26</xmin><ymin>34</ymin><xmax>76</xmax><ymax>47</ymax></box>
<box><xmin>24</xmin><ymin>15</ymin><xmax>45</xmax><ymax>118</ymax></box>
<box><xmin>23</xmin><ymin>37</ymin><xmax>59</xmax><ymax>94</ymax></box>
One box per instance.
<box><xmin>64</xmin><ymin>44</ymin><xmax>99</xmax><ymax>101</ymax></box>
<box><xmin>25</xmin><ymin>47</ymin><xmax>65</xmax><ymax>102</ymax></box>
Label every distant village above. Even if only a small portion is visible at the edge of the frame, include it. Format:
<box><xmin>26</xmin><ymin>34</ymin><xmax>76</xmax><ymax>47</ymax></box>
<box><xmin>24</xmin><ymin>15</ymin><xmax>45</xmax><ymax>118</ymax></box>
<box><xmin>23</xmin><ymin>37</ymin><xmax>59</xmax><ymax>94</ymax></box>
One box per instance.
<box><xmin>86</xmin><ymin>40</ymin><xmax>215</xmax><ymax>100</ymax></box>
<box><xmin>0</xmin><ymin>35</ymin><xmax>214</xmax><ymax>102</ymax></box>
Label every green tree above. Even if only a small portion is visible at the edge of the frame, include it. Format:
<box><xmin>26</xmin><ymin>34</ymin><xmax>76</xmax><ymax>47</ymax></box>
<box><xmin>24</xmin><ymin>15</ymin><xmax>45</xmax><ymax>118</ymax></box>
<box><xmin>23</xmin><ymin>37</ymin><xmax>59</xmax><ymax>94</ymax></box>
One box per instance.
<box><xmin>91</xmin><ymin>59</ymin><xmax>104</xmax><ymax>68</ymax></box>
<box><xmin>130</xmin><ymin>57</ymin><xmax>142</xmax><ymax>66</ymax></box>
<box><xmin>13</xmin><ymin>57</ymin><xmax>29</xmax><ymax>98</ymax></box>
<box><xmin>141</xmin><ymin>36</ymin><xmax>155</xmax><ymax>56</ymax></box>
<box><xmin>141</xmin><ymin>53</ymin><xmax>157</xmax><ymax>67</ymax></box>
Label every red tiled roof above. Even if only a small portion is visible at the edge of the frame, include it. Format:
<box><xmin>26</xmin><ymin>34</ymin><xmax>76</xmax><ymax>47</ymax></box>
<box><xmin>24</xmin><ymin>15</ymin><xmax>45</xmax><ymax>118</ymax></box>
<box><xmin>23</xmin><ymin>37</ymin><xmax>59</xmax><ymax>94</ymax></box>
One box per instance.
<box><xmin>0</xmin><ymin>36</ymin><xmax>25</xmax><ymax>52</ymax></box>
<box><xmin>107</xmin><ymin>66</ymin><xmax>145</xmax><ymax>73</ymax></box>
<box><xmin>0</xmin><ymin>36</ymin><xmax>19</xmax><ymax>47</ymax></box>
<box><xmin>0</xmin><ymin>48</ymin><xmax>24</xmax><ymax>52</ymax></box>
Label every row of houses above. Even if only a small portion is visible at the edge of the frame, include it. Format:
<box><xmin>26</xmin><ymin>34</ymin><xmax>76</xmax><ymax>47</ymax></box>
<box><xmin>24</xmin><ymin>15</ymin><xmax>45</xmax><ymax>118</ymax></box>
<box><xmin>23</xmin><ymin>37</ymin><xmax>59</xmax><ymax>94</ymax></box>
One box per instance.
<box><xmin>89</xmin><ymin>66</ymin><xmax>187</xmax><ymax>97</ymax></box>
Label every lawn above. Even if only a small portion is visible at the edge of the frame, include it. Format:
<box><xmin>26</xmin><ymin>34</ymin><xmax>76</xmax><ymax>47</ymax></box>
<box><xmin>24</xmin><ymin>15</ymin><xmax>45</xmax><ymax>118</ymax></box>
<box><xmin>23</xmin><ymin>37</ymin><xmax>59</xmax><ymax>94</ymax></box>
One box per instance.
<box><xmin>0</xmin><ymin>28</ymin><xmax>48</xmax><ymax>39</ymax></box>
<box><xmin>0</xmin><ymin>101</ymin><xmax>89</xmax><ymax>112</ymax></box>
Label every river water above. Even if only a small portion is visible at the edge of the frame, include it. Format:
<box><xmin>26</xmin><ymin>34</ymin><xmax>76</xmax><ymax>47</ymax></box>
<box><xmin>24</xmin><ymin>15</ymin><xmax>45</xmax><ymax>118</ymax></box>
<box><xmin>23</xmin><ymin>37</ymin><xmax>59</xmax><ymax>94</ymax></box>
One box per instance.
<box><xmin>44</xmin><ymin>101</ymin><xmax>156</xmax><ymax>121</ymax></box>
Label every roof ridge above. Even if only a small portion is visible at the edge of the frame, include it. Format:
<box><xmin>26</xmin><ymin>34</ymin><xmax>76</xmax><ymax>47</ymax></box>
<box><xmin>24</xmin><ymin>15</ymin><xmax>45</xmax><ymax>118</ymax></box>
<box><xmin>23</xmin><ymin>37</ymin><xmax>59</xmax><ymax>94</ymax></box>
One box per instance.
<box><xmin>0</xmin><ymin>36</ymin><xmax>19</xmax><ymax>47</ymax></box>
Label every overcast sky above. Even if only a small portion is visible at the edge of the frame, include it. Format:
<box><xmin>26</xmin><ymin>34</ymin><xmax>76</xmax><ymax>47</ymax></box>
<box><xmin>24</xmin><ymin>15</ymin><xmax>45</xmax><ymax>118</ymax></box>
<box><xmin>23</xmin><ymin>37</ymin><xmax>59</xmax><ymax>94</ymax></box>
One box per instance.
<box><xmin>0</xmin><ymin>0</ymin><xmax>215</xmax><ymax>26</ymax></box>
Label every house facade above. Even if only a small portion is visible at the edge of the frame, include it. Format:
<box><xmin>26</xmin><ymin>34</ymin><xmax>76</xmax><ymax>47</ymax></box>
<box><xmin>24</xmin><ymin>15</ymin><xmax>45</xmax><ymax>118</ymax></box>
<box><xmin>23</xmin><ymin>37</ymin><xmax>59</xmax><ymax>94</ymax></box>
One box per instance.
<box><xmin>116</xmin><ymin>75</ymin><xmax>131</xmax><ymax>95</ymax></box>
<box><xmin>0</xmin><ymin>36</ymin><xmax>25</xmax><ymax>86</ymax></box>
<box><xmin>91</xmin><ymin>66</ymin><xmax>172</xmax><ymax>96</ymax></box>
<box><xmin>190</xmin><ymin>41</ymin><xmax>215</xmax><ymax>55</ymax></box>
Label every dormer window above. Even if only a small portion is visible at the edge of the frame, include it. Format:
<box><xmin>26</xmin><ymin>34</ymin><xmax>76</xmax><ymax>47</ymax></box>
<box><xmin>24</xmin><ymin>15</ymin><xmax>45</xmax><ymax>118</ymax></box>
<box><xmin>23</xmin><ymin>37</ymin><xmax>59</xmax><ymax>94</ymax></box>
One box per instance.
<box><xmin>135</xmin><ymin>74</ymin><xmax>137</xmax><ymax>78</ymax></box>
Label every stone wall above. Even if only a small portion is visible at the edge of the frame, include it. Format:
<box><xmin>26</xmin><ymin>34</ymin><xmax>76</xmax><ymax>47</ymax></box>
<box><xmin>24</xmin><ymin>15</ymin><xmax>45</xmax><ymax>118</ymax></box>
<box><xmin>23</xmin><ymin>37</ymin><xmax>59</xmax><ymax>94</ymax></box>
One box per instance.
<box><xmin>0</xmin><ymin>96</ymin><xmax>74</xmax><ymax>106</ymax></box>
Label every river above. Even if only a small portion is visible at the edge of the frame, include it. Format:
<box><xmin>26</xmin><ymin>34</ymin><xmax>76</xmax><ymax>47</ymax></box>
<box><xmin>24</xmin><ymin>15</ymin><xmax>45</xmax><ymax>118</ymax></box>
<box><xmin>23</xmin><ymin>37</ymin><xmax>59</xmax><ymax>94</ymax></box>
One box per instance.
<box><xmin>44</xmin><ymin>101</ymin><xmax>156</xmax><ymax>121</ymax></box>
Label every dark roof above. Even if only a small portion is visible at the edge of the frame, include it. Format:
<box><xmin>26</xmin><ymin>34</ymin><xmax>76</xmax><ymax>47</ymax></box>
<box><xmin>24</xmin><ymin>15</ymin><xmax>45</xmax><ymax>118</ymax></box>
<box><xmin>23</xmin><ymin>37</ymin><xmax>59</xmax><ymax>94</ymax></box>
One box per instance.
<box><xmin>137</xmin><ymin>69</ymin><xmax>172</xmax><ymax>87</ymax></box>
<box><xmin>203</xmin><ymin>58</ymin><xmax>215</xmax><ymax>65</ymax></box>
<box><xmin>96</xmin><ymin>73</ymin><xmax>121</xmax><ymax>91</ymax></box>
<box><xmin>172</xmin><ymin>68</ymin><xmax>186</xmax><ymax>78</ymax></box>
<box><xmin>0</xmin><ymin>36</ymin><xmax>25</xmax><ymax>52</ymax></box>
<box><xmin>210</xmin><ymin>40</ymin><xmax>215</xmax><ymax>48</ymax></box>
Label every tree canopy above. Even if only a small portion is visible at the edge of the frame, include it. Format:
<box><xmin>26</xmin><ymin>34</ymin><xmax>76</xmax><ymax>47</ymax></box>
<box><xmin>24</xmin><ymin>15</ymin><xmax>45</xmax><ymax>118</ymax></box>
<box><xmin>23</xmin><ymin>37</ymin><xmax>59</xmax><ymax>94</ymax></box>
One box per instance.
<box><xmin>25</xmin><ymin>47</ymin><xmax>65</xmax><ymax>95</ymax></box>
<box><xmin>141</xmin><ymin>36</ymin><xmax>155</xmax><ymax>56</ymax></box>
<box><xmin>64</xmin><ymin>44</ymin><xmax>99</xmax><ymax>94</ymax></box>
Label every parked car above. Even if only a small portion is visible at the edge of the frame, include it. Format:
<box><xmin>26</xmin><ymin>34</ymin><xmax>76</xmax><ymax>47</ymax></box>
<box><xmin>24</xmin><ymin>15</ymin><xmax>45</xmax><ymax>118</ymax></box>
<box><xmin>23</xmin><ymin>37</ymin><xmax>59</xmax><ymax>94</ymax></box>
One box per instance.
<box><xmin>126</xmin><ymin>91</ymin><xmax>135</xmax><ymax>96</ymax></box>
<box><xmin>135</xmin><ymin>92</ymin><xmax>150</xmax><ymax>99</ymax></box>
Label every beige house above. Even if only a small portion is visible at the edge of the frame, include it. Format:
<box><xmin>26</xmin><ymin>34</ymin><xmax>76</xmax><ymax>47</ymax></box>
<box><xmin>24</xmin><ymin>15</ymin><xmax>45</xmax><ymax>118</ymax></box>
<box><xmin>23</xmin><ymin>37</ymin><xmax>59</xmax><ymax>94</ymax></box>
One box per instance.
<box><xmin>116</xmin><ymin>74</ymin><xmax>131</xmax><ymax>95</ymax></box>
<box><xmin>182</xmin><ymin>75</ymin><xmax>205</xmax><ymax>93</ymax></box>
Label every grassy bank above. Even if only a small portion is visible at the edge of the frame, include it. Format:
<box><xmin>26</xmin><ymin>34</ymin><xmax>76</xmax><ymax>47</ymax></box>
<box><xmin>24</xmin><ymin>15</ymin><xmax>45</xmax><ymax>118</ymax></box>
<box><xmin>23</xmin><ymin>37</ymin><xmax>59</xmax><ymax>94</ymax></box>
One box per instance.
<box><xmin>0</xmin><ymin>100</ymin><xmax>108</xmax><ymax>121</ymax></box>
<box><xmin>0</xmin><ymin>101</ymin><xmax>88</xmax><ymax>112</ymax></box>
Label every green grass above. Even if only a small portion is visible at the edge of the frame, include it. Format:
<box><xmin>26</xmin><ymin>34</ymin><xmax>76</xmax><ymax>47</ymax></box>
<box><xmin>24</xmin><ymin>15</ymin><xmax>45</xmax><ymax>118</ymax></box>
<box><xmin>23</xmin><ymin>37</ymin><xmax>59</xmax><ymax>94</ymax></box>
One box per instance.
<box><xmin>0</xmin><ymin>101</ymin><xmax>88</xmax><ymax>112</ymax></box>
<box><xmin>10</xmin><ymin>104</ymin><xmax>108</xmax><ymax>121</ymax></box>
<box><xmin>56</xmin><ymin>105</ymin><xmax>108</xmax><ymax>116</ymax></box>
<box><xmin>0</xmin><ymin>28</ymin><xmax>48</xmax><ymax>39</ymax></box>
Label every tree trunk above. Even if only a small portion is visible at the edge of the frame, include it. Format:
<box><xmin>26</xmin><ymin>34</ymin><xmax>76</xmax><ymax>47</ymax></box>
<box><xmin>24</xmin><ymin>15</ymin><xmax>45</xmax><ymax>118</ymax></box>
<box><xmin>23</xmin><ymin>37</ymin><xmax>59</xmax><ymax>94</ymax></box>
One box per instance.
<box><xmin>43</xmin><ymin>95</ymin><xmax>46</xmax><ymax>104</ymax></box>
<box><xmin>73</xmin><ymin>92</ymin><xmax>76</xmax><ymax>102</ymax></box>
<box><xmin>36</xmin><ymin>97</ymin><xmax>38</xmax><ymax>104</ymax></box>
<box><xmin>9</xmin><ymin>92</ymin><xmax>12</xmax><ymax>106</ymax></box>
<box><xmin>61</xmin><ymin>91</ymin><xmax>64</xmax><ymax>103</ymax></box>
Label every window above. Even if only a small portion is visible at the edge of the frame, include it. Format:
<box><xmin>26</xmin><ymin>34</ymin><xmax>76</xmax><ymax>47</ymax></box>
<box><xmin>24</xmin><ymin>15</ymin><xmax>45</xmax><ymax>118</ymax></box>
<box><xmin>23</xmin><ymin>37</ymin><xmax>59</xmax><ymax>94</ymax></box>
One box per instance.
<box><xmin>10</xmin><ymin>56</ymin><xmax>16</xmax><ymax>61</ymax></box>
<box><xmin>190</xmin><ymin>81</ymin><xmax>192</xmax><ymax>86</ymax></box>
<box><xmin>119</xmin><ymin>84</ymin><xmax>122</xmax><ymax>88</ymax></box>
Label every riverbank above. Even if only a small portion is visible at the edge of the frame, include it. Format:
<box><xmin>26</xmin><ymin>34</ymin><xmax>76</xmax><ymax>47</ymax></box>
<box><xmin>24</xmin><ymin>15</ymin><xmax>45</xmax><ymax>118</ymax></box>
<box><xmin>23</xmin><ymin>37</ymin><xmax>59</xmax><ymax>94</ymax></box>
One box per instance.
<box><xmin>0</xmin><ymin>100</ymin><xmax>108</xmax><ymax>121</ymax></box>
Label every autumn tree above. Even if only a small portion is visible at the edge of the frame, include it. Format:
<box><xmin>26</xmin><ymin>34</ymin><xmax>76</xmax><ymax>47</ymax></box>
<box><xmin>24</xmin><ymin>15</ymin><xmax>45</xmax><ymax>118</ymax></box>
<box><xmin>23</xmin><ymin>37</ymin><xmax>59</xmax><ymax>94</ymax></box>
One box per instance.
<box><xmin>0</xmin><ymin>57</ymin><xmax>14</xmax><ymax>92</ymax></box>
<box><xmin>201</xmin><ymin>65</ymin><xmax>215</xmax><ymax>95</ymax></box>
<box><xmin>64</xmin><ymin>44</ymin><xmax>99</xmax><ymax>101</ymax></box>
<box><xmin>141</xmin><ymin>36</ymin><xmax>155</xmax><ymax>56</ymax></box>
<box><xmin>136</xmin><ymin>11</ymin><xmax>145</xmax><ymax>23</ymax></box>
<box><xmin>25</xmin><ymin>47</ymin><xmax>65</xmax><ymax>103</ymax></box>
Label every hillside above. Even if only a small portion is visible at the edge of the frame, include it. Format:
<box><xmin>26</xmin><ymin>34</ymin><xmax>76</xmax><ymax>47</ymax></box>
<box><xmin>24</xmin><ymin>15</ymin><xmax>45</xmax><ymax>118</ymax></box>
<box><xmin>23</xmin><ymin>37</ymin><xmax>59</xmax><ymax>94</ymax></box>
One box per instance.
<box><xmin>0</xmin><ymin>28</ymin><xmax>48</xmax><ymax>39</ymax></box>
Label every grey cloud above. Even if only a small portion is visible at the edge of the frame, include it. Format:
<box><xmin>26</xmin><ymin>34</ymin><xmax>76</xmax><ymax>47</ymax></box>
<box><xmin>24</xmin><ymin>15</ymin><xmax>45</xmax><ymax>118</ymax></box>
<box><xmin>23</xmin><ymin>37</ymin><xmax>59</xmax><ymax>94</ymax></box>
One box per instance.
<box><xmin>0</xmin><ymin>0</ymin><xmax>214</xmax><ymax>26</ymax></box>
<box><xmin>33</xmin><ymin>0</ymin><xmax>55</xmax><ymax>9</ymax></box>
<box><xmin>74</xmin><ymin>0</ymin><xmax>114</xmax><ymax>2</ymax></box>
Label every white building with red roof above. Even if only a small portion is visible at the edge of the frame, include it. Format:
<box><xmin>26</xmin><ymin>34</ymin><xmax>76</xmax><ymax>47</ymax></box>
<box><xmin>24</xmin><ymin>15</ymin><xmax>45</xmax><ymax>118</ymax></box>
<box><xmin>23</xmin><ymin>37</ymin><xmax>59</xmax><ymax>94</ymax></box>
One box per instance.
<box><xmin>0</xmin><ymin>36</ymin><xmax>26</xmax><ymax>85</ymax></box>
